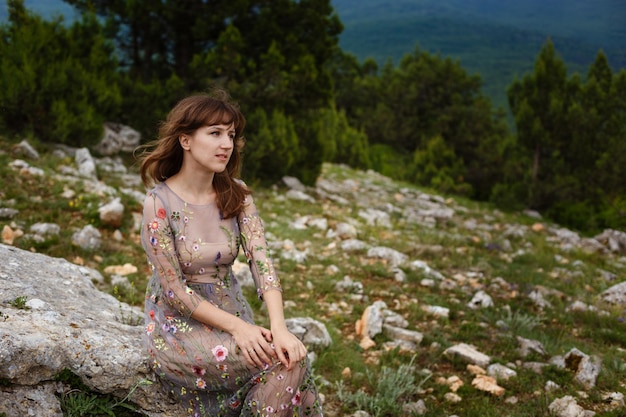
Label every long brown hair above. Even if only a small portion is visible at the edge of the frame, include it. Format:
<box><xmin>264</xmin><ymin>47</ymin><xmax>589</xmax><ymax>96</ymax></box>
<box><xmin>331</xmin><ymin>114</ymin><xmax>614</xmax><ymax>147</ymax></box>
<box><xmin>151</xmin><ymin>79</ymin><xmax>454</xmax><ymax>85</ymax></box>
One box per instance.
<box><xmin>137</xmin><ymin>90</ymin><xmax>251</xmax><ymax>219</ymax></box>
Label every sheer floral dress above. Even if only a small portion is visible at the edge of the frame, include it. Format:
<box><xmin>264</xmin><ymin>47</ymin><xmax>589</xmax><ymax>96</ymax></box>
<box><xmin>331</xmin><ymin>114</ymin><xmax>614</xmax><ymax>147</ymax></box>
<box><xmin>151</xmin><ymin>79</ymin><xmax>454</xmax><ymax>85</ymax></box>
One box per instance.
<box><xmin>141</xmin><ymin>182</ymin><xmax>323</xmax><ymax>417</ymax></box>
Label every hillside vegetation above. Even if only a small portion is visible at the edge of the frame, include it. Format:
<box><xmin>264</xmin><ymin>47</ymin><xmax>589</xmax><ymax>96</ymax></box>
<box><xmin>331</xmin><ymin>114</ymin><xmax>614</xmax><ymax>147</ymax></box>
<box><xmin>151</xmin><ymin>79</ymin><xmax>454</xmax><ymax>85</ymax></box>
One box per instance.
<box><xmin>332</xmin><ymin>0</ymin><xmax>626</xmax><ymax>108</ymax></box>
<box><xmin>1</xmin><ymin>136</ymin><xmax>626</xmax><ymax>416</ymax></box>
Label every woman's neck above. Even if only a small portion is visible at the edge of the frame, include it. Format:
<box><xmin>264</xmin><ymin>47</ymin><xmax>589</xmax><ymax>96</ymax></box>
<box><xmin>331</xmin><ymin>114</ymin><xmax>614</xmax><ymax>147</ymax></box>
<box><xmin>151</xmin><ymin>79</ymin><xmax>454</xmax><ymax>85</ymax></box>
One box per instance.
<box><xmin>166</xmin><ymin>169</ymin><xmax>216</xmax><ymax>205</ymax></box>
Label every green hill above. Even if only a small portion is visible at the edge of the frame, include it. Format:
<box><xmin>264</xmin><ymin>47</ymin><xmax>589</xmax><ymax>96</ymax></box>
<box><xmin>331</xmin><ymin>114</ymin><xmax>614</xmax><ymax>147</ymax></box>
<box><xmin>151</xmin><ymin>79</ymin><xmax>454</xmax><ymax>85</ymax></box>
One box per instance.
<box><xmin>331</xmin><ymin>0</ymin><xmax>626</xmax><ymax>109</ymax></box>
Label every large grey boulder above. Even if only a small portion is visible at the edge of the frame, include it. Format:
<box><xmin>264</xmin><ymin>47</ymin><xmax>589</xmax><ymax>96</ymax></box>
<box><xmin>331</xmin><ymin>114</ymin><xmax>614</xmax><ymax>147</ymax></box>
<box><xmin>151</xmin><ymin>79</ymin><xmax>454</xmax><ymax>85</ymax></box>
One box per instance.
<box><xmin>0</xmin><ymin>244</ymin><xmax>183</xmax><ymax>417</ymax></box>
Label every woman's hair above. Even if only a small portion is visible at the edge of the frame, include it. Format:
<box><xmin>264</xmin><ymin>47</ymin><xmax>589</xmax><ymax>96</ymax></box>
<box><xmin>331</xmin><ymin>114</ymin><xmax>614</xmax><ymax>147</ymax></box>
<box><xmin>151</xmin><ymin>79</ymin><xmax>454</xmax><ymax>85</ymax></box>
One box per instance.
<box><xmin>137</xmin><ymin>90</ymin><xmax>251</xmax><ymax>219</ymax></box>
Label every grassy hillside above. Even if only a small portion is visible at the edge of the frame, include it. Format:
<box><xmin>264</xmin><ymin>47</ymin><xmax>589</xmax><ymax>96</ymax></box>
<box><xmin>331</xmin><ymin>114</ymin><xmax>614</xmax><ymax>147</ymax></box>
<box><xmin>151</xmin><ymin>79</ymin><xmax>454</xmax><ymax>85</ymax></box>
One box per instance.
<box><xmin>331</xmin><ymin>0</ymin><xmax>626</xmax><ymax>109</ymax></box>
<box><xmin>2</xmin><ymin>135</ymin><xmax>626</xmax><ymax>416</ymax></box>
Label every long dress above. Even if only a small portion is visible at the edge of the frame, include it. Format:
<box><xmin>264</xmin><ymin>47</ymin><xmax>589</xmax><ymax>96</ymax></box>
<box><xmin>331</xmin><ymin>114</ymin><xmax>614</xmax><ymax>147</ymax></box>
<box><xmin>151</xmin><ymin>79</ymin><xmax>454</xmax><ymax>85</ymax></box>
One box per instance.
<box><xmin>141</xmin><ymin>182</ymin><xmax>323</xmax><ymax>417</ymax></box>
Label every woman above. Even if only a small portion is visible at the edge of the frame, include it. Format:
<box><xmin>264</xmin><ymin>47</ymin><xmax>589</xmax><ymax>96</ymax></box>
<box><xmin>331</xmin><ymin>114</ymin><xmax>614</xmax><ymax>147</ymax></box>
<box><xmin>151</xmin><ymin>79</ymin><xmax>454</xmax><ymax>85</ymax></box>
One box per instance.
<box><xmin>138</xmin><ymin>91</ymin><xmax>323</xmax><ymax>416</ymax></box>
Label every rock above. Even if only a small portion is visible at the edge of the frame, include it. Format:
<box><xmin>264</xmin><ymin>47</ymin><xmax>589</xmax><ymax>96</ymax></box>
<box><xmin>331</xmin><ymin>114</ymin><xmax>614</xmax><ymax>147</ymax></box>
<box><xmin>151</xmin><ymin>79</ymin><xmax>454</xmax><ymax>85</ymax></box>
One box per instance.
<box><xmin>341</xmin><ymin>239</ymin><xmax>368</xmax><ymax>251</ymax></box>
<box><xmin>282</xmin><ymin>176</ymin><xmax>307</xmax><ymax>192</ymax></box>
<box><xmin>402</xmin><ymin>399</ymin><xmax>427</xmax><ymax>415</ymax></box>
<box><xmin>2</xmin><ymin>224</ymin><xmax>24</xmax><ymax>245</ymax></box>
<box><xmin>103</xmin><ymin>263</ymin><xmax>138</xmax><ymax>276</ymax></box>
<box><xmin>601</xmin><ymin>281</ymin><xmax>626</xmax><ymax>306</ymax></box>
<box><xmin>75</xmin><ymin>147</ymin><xmax>97</xmax><ymax>179</ymax></box>
<box><xmin>71</xmin><ymin>224</ymin><xmax>102</xmax><ymax>250</ymax></box>
<box><xmin>516</xmin><ymin>336</ymin><xmax>547</xmax><ymax>358</ymax></box>
<box><xmin>471</xmin><ymin>374</ymin><xmax>505</xmax><ymax>396</ymax></box>
<box><xmin>327</xmin><ymin>222</ymin><xmax>358</xmax><ymax>240</ymax></box>
<box><xmin>487</xmin><ymin>363</ymin><xmax>517</xmax><ymax>381</ymax></box>
<box><xmin>422</xmin><ymin>305</ymin><xmax>450</xmax><ymax>318</ymax></box>
<box><xmin>334</xmin><ymin>276</ymin><xmax>363</xmax><ymax>295</ymax></box>
<box><xmin>563</xmin><ymin>348</ymin><xmax>602</xmax><ymax>390</ymax></box>
<box><xmin>548</xmin><ymin>395</ymin><xmax>596</xmax><ymax>417</ymax></box>
<box><xmin>594</xmin><ymin>229</ymin><xmax>626</xmax><ymax>254</ymax></box>
<box><xmin>12</xmin><ymin>139</ymin><xmax>40</xmax><ymax>160</ymax></box>
<box><xmin>30</xmin><ymin>222</ymin><xmax>61</xmax><ymax>237</ymax></box>
<box><xmin>444</xmin><ymin>392</ymin><xmax>462</xmax><ymax>403</ymax></box>
<box><xmin>94</xmin><ymin>122</ymin><xmax>141</xmax><ymax>156</ymax></box>
<box><xmin>0</xmin><ymin>382</ymin><xmax>64</xmax><ymax>417</ymax></box>
<box><xmin>467</xmin><ymin>290</ymin><xmax>494</xmax><ymax>309</ymax></box>
<box><xmin>0</xmin><ymin>243</ymin><xmax>184</xmax><ymax>417</ymax></box>
<box><xmin>0</xmin><ymin>208</ymin><xmax>19</xmax><ymax>219</ymax></box>
<box><xmin>382</xmin><ymin>324</ymin><xmax>423</xmax><ymax>345</ymax></box>
<box><xmin>358</xmin><ymin>208</ymin><xmax>391</xmax><ymax>227</ymax></box>
<box><xmin>232</xmin><ymin>259</ymin><xmax>254</xmax><ymax>287</ymax></box>
<box><xmin>602</xmin><ymin>392</ymin><xmax>625</xmax><ymax>409</ymax></box>
<box><xmin>356</xmin><ymin>300</ymin><xmax>387</xmax><ymax>339</ymax></box>
<box><xmin>366</xmin><ymin>246</ymin><xmax>407</xmax><ymax>267</ymax></box>
<box><xmin>443</xmin><ymin>343</ymin><xmax>491</xmax><ymax>368</ymax></box>
<box><xmin>286</xmin><ymin>189</ymin><xmax>316</xmax><ymax>203</ymax></box>
<box><xmin>409</xmin><ymin>260</ymin><xmax>445</xmax><ymax>280</ymax></box>
<box><xmin>285</xmin><ymin>317</ymin><xmax>332</xmax><ymax>349</ymax></box>
<box><xmin>98</xmin><ymin>197</ymin><xmax>125</xmax><ymax>228</ymax></box>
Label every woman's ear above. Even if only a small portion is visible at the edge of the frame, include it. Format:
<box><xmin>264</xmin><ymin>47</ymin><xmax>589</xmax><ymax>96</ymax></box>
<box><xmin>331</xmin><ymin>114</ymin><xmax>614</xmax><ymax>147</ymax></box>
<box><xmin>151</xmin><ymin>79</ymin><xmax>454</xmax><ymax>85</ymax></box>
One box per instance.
<box><xmin>179</xmin><ymin>135</ymin><xmax>190</xmax><ymax>150</ymax></box>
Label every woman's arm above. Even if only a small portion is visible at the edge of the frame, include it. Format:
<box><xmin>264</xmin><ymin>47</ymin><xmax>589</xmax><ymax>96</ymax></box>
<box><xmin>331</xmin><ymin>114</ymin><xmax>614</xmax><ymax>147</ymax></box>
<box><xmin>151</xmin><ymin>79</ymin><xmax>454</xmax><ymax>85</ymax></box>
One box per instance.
<box><xmin>263</xmin><ymin>290</ymin><xmax>308</xmax><ymax>370</ymax></box>
<box><xmin>190</xmin><ymin>300</ymin><xmax>276</xmax><ymax>368</ymax></box>
<box><xmin>237</xmin><ymin>191</ymin><xmax>307</xmax><ymax>369</ymax></box>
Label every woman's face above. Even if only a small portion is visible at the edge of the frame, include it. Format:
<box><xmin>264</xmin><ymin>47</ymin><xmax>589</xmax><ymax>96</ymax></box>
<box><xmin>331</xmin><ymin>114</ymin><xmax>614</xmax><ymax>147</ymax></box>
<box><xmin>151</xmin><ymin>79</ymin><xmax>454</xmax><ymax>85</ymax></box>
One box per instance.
<box><xmin>183</xmin><ymin>123</ymin><xmax>235</xmax><ymax>174</ymax></box>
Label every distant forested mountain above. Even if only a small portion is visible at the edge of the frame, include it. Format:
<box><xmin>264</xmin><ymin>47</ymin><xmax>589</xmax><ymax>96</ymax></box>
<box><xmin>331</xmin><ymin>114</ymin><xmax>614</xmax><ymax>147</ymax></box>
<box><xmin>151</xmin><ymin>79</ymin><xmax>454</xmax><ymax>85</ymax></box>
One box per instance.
<box><xmin>331</xmin><ymin>0</ymin><xmax>626</xmax><ymax>108</ymax></box>
<box><xmin>3</xmin><ymin>0</ymin><xmax>625</xmax><ymax>108</ymax></box>
<box><xmin>0</xmin><ymin>0</ymin><xmax>76</xmax><ymax>20</ymax></box>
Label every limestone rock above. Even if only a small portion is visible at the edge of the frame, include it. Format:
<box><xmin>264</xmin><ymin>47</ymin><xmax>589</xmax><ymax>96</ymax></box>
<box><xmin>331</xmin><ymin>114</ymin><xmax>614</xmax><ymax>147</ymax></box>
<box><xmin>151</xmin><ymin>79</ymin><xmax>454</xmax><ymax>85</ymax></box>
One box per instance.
<box><xmin>95</xmin><ymin>122</ymin><xmax>141</xmax><ymax>156</ymax></box>
<box><xmin>443</xmin><ymin>343</ymin><xmax>491</xmax><ymax>368</ymax></box>
<box><xmin>0</xmin><ymin>244</ymin><xmax>184</xmax><ymax>417</ymax></box>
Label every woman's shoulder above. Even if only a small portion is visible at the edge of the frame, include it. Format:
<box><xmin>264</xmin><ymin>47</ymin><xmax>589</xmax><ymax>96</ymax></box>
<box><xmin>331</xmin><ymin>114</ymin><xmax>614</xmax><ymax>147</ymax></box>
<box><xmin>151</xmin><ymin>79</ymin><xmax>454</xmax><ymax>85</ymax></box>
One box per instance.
<box><xmin>143</xmin><ymin>182</ymin><xmax>171</xmax><ymax>205</ymax></box>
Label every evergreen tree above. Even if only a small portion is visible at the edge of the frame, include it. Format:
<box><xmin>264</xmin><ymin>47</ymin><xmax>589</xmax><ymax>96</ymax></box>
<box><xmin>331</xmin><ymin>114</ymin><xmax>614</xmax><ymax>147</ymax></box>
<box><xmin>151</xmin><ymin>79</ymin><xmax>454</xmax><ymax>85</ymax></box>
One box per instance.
<box><xmin>507</xmin><ymin>39</ymin><xmax>574</xmax><ymax>210</ymax></box>
<box><xmin>0</xmin><ymin>0</ymin><xmax>121</xmax><ymax>146</ymax></box>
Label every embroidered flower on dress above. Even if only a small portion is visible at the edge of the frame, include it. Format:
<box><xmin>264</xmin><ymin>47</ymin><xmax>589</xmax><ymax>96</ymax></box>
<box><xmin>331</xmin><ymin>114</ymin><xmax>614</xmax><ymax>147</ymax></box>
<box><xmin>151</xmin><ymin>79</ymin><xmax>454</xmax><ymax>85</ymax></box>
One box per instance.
<box><xmin>146</xmin><ymin>322</ymin><xmax>155</xmax><ymax>335</ymax></box>
<box><xmin>179</xmin><ymin>235</ymin><xmax>186</xmax><ymax>241</ymax></box>
<box><xmin>148</xmin><ymin>219</ymin><xmax>160</xmax><ymax>232</ymax></box>
<box><xmin>192</xmin><ymin>366</ymin><xmax>206</xmax><ymax>376</ymax></box>
<box><xmin>212</xmin><ymin>345</ymin><xmax>229</xmax><ymax>362</ymax></box>
<box><xmin>192</xmin><ymin>243</ymin><xmax>199</xmax><ymax>251</ymax></box>
<box><xmin>276</xmin><ymin>374</ymin><xmax>284</xmax><ymax>381</ymax></box>
<box><xmin>149</xmin><ymin>236</ymin><xmax>158</xmax><ymax>246</ymax></box>
<box><xmin>170</xmin><ymin>211</ymin><xmax>180</xmax><ymax>221</ymax></box>
<box><xmin>286</xmin><ymin>386</ymin><xmax>294</xmax><ymax>394</ymax></box>
<box><xmin>198</xmin><ymin>267</ymin><xmax>205</xmax><ymax>274</ymax></box>
<box><xmin>266</xmin><ymin>406</ymin><xmax>275</xmax><ymax>413</ymax></box>
<box><xmin>291</xmin><ymin>389</ymin><xmax>302</xmax><ymax>406</ymax></box>
<box><xmin>185</xmin><ymin>287</ymin><xmax>194</xmax><ymax>295</ymax></box>
<box><xmin>157</xmin><ymin>208</ymin><xmax>167</xmax><ymax>219</ymax></box>
<box><xmin>195</xmin><ymin>378</ymin><xmax>206</xmax><ymax>389</ymax></box>
<box><xmin>183</xmin><ymin>216</ymin><xmax>189</xmax><ymax>223</ymax></box>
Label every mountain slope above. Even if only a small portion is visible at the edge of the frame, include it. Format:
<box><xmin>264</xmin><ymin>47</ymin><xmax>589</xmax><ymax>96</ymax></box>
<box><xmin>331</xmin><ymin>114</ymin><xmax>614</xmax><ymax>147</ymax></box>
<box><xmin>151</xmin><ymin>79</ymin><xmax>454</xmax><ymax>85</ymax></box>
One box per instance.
<box><xmin>331</xmin><ymin>0</ymin><xmax>626</xmax><ymax>108</ymax></box>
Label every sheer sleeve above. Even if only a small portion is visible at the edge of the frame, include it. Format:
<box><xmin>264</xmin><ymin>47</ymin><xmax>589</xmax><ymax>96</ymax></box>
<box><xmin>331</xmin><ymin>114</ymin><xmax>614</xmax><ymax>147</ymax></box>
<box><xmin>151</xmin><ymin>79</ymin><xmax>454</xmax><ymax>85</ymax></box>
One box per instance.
<box><xmin>237</xmin><ymin>192</ymin><xmax>282</xmax><ymax>300</ymax></box>
<box><xmin>141</xmin><ymin>190</ymin><xmax>204</xmax><ymax>317</ymax></box>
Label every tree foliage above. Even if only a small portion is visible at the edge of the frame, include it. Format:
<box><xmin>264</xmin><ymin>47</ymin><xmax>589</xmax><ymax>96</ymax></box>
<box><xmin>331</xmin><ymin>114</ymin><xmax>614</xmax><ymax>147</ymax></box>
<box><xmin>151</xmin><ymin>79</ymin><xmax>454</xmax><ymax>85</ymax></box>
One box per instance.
<box><xmin>0</xmin><ymin>0</ymin><xmax>121</xmax><ymax>145</ymax></box>
<box><xmin>333</xmin><ymin>46</ymin><xmax>510</xmax><ymax>199</ymax></box>
<box><xmin>1</xmin><ymin>2</ymin><xmax>625</xmax><ymax>233</ymax></box>
<box><xmin>507</xmin><ymin>40</ymin><xmax>626</xmax><ymax>232</ymax></box>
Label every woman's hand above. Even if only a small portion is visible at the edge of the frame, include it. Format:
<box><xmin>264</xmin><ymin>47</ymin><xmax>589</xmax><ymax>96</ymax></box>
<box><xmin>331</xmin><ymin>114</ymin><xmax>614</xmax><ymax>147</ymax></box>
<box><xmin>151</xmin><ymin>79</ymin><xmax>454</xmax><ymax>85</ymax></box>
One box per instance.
<box><xmin>232</xmin><ymin>322</ymin><xmax>277</xmax><ymax>369</ymax></box>
<box><xmin>271</xmin><ymin>326</ymin><xmax>307</xmax><ymax>370</ymax></box>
